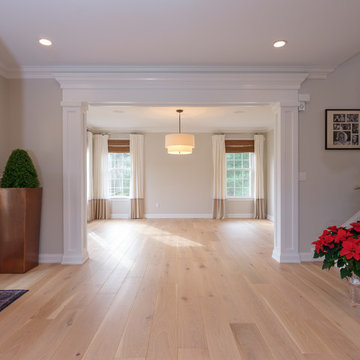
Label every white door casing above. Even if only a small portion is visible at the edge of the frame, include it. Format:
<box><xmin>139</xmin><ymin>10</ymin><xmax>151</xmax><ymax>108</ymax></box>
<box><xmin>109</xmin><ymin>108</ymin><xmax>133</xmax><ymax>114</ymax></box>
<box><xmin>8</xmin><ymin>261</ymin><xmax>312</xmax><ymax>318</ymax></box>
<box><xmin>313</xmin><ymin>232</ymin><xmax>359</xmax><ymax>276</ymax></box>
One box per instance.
<box><xmin>55</xmin><ymin>70</ymin><xmax>308</xmax><ymax>264</ymax></box>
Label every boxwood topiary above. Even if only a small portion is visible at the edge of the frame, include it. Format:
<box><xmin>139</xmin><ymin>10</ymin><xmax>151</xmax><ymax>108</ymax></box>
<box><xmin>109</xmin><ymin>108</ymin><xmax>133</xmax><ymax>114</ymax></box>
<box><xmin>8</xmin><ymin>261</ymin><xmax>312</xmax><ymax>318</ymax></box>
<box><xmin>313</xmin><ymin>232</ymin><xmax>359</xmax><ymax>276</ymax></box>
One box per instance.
<box><xmin>1</xmin><ymin>149</ymin><xmax>40</xmax><ymax>188</ymax></box>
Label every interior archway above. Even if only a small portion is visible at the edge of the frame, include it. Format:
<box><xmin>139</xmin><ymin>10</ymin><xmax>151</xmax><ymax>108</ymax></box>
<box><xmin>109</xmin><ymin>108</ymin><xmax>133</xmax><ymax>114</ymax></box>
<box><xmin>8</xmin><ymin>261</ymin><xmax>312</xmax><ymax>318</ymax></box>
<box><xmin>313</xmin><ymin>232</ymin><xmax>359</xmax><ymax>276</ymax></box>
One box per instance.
<box><xmin>56</xmin><ymin>71</ymin><xmax>306</xmax><ymax>264</ymax></box>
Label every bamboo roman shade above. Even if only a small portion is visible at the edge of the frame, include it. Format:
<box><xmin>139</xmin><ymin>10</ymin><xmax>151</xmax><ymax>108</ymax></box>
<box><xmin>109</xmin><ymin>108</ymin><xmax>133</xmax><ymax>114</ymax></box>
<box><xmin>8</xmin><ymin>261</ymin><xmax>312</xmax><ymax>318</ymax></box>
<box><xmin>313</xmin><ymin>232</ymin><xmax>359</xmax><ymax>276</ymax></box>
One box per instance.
<box><xmin>108</xmin><ymin>140</ymin><xmax>130</xmax><ymax>153</ymax></box>
<box><xmin>225</xmin><ymin>140</ymin><xmax>254</xmax><ymax>153</ymax></box>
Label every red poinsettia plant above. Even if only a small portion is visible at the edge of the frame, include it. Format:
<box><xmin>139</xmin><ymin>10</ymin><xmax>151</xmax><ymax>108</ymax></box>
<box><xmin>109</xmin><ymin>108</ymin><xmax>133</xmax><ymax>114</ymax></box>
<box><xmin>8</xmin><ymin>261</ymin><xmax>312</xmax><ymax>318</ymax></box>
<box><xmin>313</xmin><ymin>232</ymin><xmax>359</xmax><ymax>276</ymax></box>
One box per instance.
<box><xmin>313</xmin><ymin>221</ymin><xmax>360</xmax><ymax>279</ymax></box>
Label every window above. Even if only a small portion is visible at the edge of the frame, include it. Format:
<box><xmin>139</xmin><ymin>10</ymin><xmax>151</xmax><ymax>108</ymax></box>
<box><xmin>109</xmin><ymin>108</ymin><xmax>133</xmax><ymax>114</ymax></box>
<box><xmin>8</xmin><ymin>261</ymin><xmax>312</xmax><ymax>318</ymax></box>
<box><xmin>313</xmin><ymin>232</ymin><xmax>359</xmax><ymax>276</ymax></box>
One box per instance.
<box><xmin>226</xmin><ymin>152</ymin><xmax>253</xmax><ymax>198</ymax></box>
<box><xmin>108</xmin><ymin>152</ymin><xmax>131</xmax><ymax>197</ymax></box>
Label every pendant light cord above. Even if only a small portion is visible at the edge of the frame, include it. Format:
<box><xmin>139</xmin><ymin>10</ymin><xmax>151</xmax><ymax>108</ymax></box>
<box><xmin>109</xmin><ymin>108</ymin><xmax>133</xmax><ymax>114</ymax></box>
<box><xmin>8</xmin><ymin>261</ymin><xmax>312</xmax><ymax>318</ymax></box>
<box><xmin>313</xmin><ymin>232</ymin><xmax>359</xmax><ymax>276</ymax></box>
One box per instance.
<box><xmin>178</xmin><ymin>111</ymin><xmax>182</xmax><ymax>133</ymax></box>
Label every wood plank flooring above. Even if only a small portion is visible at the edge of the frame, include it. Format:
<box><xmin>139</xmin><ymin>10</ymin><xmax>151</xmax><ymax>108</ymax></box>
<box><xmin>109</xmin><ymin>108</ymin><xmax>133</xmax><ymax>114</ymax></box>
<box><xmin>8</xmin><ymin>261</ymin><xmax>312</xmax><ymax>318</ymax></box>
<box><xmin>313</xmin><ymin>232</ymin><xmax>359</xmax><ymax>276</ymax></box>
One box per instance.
<box><xmin>0</xmin><ymin>219</ymin><xmax>360</xmax><ymax>359</ymax></box>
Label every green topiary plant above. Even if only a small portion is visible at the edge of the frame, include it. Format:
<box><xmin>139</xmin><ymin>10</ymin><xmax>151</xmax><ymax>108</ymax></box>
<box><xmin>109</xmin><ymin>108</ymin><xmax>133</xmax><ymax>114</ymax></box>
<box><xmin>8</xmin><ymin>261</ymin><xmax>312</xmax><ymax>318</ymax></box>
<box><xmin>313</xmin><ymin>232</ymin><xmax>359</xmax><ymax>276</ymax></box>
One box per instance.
<box><xmin>1</xmin><ymin>149</ymin><xmax>40</xmax><ymax>188</ymax></box>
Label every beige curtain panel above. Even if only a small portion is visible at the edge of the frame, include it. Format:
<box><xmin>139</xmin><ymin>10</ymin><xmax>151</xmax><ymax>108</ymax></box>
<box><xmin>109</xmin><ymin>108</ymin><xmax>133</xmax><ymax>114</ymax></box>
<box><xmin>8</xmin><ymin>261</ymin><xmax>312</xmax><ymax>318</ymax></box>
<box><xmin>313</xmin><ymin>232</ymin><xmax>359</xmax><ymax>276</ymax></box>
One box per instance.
<box><xmin>87</xmin><ymin>131</ymin><xmax>94</xmax><ymax>222</ymax></box>
<box><xmin>130</xmin><ymin>134</ymin><xmax>145</xmax><ymax>219</ymax></box>
<box><xmin>87</xmin><ymin>133</ymin><xmax>111</xmax><ymax>220</ymax></box>
<box><xmin>212</xmin><ymin>135</ymin><xmax>226</xmax><ymax>219</ymax></box>
<box><xmin>254</xmin><ymin>134</ymin><xmax>265</xmax><ymax>219</ymax></box>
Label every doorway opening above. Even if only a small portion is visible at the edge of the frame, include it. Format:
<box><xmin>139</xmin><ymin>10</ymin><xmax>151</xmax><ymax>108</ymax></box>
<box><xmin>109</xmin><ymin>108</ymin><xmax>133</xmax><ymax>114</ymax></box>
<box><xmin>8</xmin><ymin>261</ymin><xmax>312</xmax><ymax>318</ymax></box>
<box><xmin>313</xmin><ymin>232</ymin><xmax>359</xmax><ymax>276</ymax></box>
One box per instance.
<box><xmin>85</xmin><ymin>104</ymin><xmax>276</xmax><ymax>260</ymax></box>
<box><xmin>57</xmin><ymin>70</ymin><xmax>304</xmax><ymax>264</ymax></box>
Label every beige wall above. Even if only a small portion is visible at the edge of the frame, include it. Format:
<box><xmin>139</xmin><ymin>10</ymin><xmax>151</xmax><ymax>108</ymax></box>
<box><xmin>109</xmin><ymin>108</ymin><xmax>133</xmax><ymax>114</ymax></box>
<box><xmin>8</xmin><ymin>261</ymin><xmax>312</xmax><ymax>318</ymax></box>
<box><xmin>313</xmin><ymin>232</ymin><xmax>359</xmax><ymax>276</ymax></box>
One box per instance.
<box><xmin>8</xmin><ymin>79</ymin><xmax>63</xmax><ymax>254</ymax></box>
<box><xmin>299</xmin><ymin>53</ymin><xmax>360</xmax><ymax>253</ymax></box>
<box><xmin>226</xmin><ymin>199</ymin><xmax>253</xmax><ymax>217</ymax></box>
<box><xmin>145</xmin><ymin>133</ymin><xmax>213</xmax><ymax>215</ymax></box>
<box><xmin>0</xmin><ymin>75</ymin><xmax>9</xmax><ymax>172</ymax></box>
<box><xmin>266</xmin><ymin>129</ymin><xmax>275</xmax><ymax>219</ymax></box>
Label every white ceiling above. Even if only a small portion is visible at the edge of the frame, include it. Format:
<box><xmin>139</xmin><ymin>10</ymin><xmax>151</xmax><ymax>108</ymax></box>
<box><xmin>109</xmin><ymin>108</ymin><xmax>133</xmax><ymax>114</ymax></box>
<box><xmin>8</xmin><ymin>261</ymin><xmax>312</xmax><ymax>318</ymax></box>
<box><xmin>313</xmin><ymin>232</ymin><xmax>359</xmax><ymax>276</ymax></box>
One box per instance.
<box><xmin>1</xmin><ymin>0</ymin><xmax>360</xmax><ymax>70</ymax></box>
<box><xmin>87</xmin><ymin>105</ymin><xmax>275</xmax><ymax>133</ymax></box>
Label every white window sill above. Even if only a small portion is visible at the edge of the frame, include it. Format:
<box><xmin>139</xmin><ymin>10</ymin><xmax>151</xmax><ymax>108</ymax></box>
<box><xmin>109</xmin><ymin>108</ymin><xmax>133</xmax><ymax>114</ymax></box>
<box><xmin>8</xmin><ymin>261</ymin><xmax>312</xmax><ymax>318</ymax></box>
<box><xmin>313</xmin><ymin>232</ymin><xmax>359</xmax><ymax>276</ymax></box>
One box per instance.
<box><xmin>110</xmin><ymin>197</ymin><xmax>130</xmax><ymax>201</ymax></box>
<box><xmin>226</xmin><ymin>197</ymin><xmax>253</xmax><ymax>201</ymax></box>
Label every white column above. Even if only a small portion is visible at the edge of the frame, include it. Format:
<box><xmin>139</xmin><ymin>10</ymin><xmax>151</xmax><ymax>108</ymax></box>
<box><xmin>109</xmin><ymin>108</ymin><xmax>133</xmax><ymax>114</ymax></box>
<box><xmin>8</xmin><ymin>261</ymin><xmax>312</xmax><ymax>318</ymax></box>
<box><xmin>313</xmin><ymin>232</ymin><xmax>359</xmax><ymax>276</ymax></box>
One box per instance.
<box><xmin>62</xmin><ymin>103</ymin><xmax>89</xmax><ymax>264</ymax></box>
<box><xmin>272</xmin><ymin>105</ymin><xmax>300</xmax><ymax>263</ymax></box>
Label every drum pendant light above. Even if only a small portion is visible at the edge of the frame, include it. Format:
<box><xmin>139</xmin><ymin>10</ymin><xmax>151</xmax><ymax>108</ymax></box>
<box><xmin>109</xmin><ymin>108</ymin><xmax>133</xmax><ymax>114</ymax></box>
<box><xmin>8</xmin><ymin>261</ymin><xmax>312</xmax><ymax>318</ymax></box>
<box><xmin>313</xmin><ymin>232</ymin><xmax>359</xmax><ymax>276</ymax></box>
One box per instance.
<box><xmin>165</xmin><ymin>109</ymin><xmax>195</xmax><ymax>155</ymax></box>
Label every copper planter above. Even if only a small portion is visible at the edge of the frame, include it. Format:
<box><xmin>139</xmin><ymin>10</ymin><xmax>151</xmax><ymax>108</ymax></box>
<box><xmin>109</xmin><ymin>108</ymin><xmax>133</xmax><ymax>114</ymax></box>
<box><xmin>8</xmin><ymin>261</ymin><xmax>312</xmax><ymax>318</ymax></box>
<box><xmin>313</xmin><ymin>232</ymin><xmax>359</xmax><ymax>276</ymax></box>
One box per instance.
<box><xmin>0</xmin><ymin>188</ymin><xmax>42</xmax><ymax>273</ymax></box>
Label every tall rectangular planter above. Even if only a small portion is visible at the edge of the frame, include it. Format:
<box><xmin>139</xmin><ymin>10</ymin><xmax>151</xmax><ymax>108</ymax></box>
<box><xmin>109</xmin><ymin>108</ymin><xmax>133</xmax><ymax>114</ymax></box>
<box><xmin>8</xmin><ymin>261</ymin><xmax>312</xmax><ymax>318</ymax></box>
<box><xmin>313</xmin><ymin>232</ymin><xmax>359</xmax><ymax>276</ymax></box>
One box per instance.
<box><xmin>0</xmin><ymin>188</ymin><xmax>42</xmax><ymax>273</ymax></box>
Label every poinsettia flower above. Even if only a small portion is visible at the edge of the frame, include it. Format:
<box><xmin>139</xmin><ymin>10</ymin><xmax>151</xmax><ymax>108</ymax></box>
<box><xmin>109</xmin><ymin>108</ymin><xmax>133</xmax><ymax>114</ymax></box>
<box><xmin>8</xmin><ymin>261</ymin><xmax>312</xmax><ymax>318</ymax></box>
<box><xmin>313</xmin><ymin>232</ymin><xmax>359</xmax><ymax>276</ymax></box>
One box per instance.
<box><xmin>320</xmin><ymin>229</ymin><xmax>329</xmax><ymax>237</ymax></box>
<box><xmin>319</xmin><ymin>232</ymin><xmax>336</xmax><ymax>248</ymax></box>
<box><xmin>312</xmin><ymin>239</ymin><xmax>324</xmax><ymax>253</ymax></box>
<box><xmin>350</xmin><ymin>222</ymin><xmax>360</xmax><ymax>233</ymax></box>
<box><xmin>327</xmin><ymin>226</ymin><xmax>338</xmax><ymax>233</ymax></box>
<box><xmin>313</xmin><ymin>230</ymin><xmax>338</xmax><ymax>252</ymax></box>
<box><xmin>340</xmin><ymin>240</ymin><xmax>360</xmax><ymax>260</ymax></box>
<box><xmin>334</xmin><ymin>228</ymin><xmax>352</xmax><ymax>243</ymax></box>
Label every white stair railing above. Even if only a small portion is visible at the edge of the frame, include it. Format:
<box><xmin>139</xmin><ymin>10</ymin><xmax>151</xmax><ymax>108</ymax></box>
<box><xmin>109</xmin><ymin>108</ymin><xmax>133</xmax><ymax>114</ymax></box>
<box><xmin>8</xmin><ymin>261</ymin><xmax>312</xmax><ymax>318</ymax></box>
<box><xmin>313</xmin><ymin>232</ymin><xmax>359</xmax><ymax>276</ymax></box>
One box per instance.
<box><xmin>342</xmin><ymin>210</ymin><xmax>360</xmax><ymax>227</ymax></box>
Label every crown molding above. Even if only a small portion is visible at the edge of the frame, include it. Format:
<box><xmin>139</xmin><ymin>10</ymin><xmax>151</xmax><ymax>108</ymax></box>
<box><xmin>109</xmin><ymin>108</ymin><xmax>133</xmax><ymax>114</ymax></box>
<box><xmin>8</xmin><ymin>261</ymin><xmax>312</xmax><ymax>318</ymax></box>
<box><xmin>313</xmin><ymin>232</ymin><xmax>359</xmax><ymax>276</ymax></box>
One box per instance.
<box><xmin>0</xmin><ymin>64</ymin><xmax>335</xmax><ymax>80</ymax></box>
<box><xmin>54</xmin><ymin>71</ymin><xmax>309</xmax><ymax>91</ymax></box>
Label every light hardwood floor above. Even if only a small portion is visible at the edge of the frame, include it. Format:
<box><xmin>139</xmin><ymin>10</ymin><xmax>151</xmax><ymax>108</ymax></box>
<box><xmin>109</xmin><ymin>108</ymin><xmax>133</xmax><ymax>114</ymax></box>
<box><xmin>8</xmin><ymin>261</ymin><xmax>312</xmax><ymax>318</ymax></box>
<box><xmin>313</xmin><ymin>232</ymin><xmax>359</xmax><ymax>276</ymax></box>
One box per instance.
<box><xmin>0</xmin><ymin>219</ymin><xmax>360</xmax><ymax>360</ymax></box>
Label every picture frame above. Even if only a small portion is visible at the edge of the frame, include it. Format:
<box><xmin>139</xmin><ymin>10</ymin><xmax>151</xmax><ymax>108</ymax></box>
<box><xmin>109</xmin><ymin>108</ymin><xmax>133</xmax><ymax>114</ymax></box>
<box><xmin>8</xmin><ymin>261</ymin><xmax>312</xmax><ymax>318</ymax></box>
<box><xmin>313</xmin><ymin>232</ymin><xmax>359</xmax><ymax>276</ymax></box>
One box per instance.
<box><xmin>325</xmin><ymin>109</ymin><xmax>360</xmax><ymax>150</ymax></box>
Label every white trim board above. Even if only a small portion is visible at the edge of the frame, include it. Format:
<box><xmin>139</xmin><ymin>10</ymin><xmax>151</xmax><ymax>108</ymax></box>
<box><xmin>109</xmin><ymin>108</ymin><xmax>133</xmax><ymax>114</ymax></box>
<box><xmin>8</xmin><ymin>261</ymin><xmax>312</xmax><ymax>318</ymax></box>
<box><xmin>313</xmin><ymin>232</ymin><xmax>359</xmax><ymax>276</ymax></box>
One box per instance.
<box><xmin>226</xmin><ymin>214</ymin><xmax>253</xmax><ymax>219</ymax></box>
<box><xmin>62</xmin><ymin>254</ymin><xmax>89</xmax><ymax>265</ymax></box>
<box><xmin>300</xmin><ymin>252</ymin><xmax>322</xmax><ymax>262</ymax></box>
<box><xmin>39</xmin><ymin>253</ymin><xmax>63</xmax><ymax>264</ymax></box>
<box><xmin>111</xmin><ymin>214</ymin><xmax>130</xmax><ymax>219</ymax></box>
<box><xmin>299</xmin><ymin>245</ymin><xmax>321</xmax><ymax>262</ymax></box>
<box><xmin>145</xmin><ymin>213</ymin><xmax>212</xmax><ymax>219</ymax></box>
<box><xmin>1</xmin><ymin>64</ymin><xmax>335</xmax><ymax>80</ymax></box>
<box><xmin>272</xmin><ymin>253</ymin><xmax>301</xmax><ymax>263</ymax></box>
<box><xmin>342</xmin><ymin>210</ymin><xmax>360</xmax><ymax>227</ymax></box>
<box><xmin>115</xmin><ymin>213</ymin><xmax>255</xmax><ymax>219</ymax></box>
<box><xmin>267</xmin><ymin>214</ymin><xmax>274</xmax><ymax>222</ymax></box>
<box><xmin>114</xmin><ymin>213</ymin><xmax>257</xmax><ymax>219</ymax></box>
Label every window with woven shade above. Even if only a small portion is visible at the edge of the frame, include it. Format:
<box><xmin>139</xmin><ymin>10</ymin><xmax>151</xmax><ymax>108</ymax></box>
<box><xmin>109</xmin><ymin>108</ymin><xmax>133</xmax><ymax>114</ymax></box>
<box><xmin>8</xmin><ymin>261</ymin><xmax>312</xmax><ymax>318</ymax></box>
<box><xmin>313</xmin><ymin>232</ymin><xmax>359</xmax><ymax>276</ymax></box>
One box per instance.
<box><xmin>108</xmin><ymin>140</ymin><xmax>130</xmax><ymax>197</ymax></box>
<box><xmin>225</xmin><ymin>140</ymin><xmax>255</xmax><ymax>198</ymax></box>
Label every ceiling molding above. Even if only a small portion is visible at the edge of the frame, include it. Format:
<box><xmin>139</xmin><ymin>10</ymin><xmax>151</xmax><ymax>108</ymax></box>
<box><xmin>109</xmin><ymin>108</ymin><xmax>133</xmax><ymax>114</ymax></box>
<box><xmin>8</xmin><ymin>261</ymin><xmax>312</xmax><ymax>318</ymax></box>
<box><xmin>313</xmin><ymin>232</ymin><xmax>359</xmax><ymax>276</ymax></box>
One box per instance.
<box><xmin>88</xmin><ymin>127</ymin><xmax>274</xmax><ymax>134</ymax></box>
<box><xmin>54</xmin><ymin>71</ymin><xmax>310</xmax><ymax>92</ymax></box>
<box><xmin>0</xmin><ymin>64</ymin><xmax>335</xmax><ymax>80</ymax></box>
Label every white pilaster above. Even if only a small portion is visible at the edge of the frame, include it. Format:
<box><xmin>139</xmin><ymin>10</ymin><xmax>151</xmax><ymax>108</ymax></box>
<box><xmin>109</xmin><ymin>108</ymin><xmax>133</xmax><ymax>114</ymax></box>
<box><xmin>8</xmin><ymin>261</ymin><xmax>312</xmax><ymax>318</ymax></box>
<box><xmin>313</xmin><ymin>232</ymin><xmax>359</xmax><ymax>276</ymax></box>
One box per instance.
<box><xmin>61</xmin><ymin>103</ymin><xmax>89</xmax><ymax>264</ymax></box>
<box><xmin>272</xmin><ymin>106</ymin><xmax>300</xmax><ymax>263</ymax></box>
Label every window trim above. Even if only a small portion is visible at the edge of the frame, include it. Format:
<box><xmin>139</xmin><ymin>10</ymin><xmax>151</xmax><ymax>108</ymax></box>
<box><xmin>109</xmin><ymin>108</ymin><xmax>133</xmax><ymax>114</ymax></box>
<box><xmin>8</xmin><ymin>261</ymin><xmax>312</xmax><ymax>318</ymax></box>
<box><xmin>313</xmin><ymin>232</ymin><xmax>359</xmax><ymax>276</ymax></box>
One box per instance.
<box><xmin>110</xmin><ymin>196</ymin><xmax>130</xmax><ymax>201</ymax></box>
<box><xmin>226</xmin><ymin>152</ymin><xmax>254</xmax><ymax>199</ymax></box>
<box><xmin>226</xmin><ymin>197</ymin><xmax>253</xmax><ymax>202</ymax></box>
<box><xmin>108</xmin><ymin>152</ymin><xmax>131</xmax><ymax>198</ymax></box>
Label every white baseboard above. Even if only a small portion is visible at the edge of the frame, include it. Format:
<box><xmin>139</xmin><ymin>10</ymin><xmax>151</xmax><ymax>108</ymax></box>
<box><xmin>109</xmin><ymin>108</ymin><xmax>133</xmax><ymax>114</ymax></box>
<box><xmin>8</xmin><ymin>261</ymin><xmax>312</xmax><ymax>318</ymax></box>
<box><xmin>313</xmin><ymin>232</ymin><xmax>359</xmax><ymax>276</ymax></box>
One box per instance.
<box><xmin>267</xmin><ymin>214</ymin><xmax>274</xmax><ymax>222</ymax></box>
<box><xmin>300</xmin><ymin>252</ymin><xmax>321</xmax><ymax>262</ymax></box>
<box><xmin>39</xmin><ymin>253</ymin><xmax>63</xmax><ymax>264</ymax></box>
<box><xmin>111</xmin><ymin>214</ymin><xmax>130</xmax><ymax>219</ymax></box>
<box><xmin>144</xmin><ymin>213</ymin><xmax>212</xmax><ymax>219</ymax></box>
<box><xmin>61</xmin><ymin>253</ymin><xmax>89</xmax><ymax>265</ymax></box>
<box><xmin>272</xmin><ymin>249</ymin><xmax>301</xmax><ymax>263</ymax></box>
<box><xmin>226</xmin><ymin>213</ymin><xmax>253</xmax><ymax>219</ymax></box>
<box><xmin>300</xmin><ymin>245</ymin><xmax>321</xmax><ymax>262</ymax></box>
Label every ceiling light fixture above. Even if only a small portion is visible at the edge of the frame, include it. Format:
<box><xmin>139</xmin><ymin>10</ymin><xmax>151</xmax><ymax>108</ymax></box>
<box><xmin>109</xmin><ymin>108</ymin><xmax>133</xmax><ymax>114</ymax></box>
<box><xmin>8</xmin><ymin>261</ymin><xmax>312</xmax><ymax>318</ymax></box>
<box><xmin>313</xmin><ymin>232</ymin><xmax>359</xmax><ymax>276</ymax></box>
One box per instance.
<box><xmin>39</xmin><ymin>38</ymin><xmax>52</xmax><ymax>46</ymax></box>
<box><xmin>273</xmin><ymin>40</ymin><xmax>287</xmax><ymax>48</ymax></box>
<box><xmin>165</xmin><ymin>109</ymin><xmax>195</xmax><ymax>155</ymax></box>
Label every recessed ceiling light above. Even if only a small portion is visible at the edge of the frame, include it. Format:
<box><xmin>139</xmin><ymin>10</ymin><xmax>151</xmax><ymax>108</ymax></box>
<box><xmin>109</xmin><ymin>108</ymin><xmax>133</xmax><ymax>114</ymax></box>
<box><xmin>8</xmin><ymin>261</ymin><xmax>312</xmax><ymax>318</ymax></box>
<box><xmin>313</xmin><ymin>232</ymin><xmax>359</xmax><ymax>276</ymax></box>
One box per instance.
<box><xmin>273</xmin><ymin>40</ymin><xmax>287</xmax><ymax>48</ymax></box>
<box><xmin>39</xmin><ymin>38</ymin><xmax>52</xmax><ymax>46</ymax></box>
